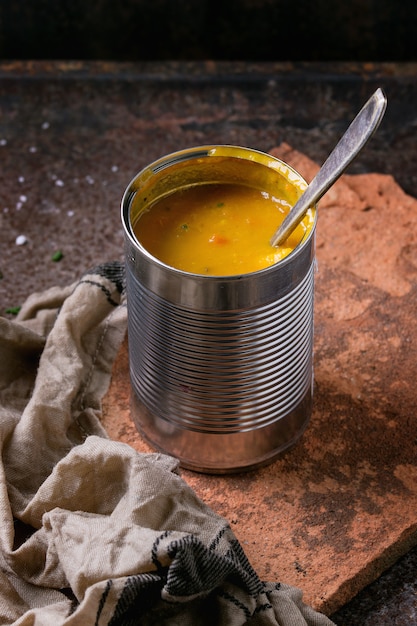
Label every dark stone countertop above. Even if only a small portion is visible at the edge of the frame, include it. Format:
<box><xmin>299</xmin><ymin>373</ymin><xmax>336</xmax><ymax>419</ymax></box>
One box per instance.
<box><xmin>1</xmin><ymin>61</ymin><xmax>417</xmax><ymax>624</ymax></box>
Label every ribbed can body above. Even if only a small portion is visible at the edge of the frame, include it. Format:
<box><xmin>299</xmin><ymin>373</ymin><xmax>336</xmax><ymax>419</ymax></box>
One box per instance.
<box><xmin>122</xmin><ymin>146</ymin><xmax>316</xmax><ymax>472</ymax></box>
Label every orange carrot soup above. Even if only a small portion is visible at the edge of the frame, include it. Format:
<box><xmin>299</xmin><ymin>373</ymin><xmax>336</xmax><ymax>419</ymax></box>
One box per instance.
<box><xmin>134</xmin><ymin>182</ymin><xmax>314</xmax><ymax>276</ymax></box>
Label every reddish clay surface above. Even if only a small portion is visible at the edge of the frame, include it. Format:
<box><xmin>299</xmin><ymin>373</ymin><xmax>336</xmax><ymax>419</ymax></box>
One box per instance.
<box><xmin>102</xmin><ymin>145</ymin><xmax>417</xmax><ymax>615</ymax></box>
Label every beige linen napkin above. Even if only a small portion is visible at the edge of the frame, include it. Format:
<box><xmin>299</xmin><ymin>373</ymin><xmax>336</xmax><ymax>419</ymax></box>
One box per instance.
<box><xmin>0</xmin><ymin>261</ymin><xmax>334</xmax><ymax>625</ymax></box>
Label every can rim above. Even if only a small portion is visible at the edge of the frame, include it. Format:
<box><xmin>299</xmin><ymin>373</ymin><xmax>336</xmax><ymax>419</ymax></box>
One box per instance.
<box><xmin>121</xmin><ymin>144</ymin><xmax>317</xmax><ymax>280</ymax></box>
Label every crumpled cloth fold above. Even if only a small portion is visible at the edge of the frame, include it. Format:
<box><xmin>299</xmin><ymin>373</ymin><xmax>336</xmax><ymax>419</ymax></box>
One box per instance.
<box><xmin>0</xmin><ymin>261</ymin><xmax>334</xmax><ymax>625</ymax></box>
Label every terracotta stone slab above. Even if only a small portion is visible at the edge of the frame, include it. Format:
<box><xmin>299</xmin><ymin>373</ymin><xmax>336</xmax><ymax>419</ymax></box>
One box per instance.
<box><xmin>102</xmin><ymin>145</ymin><xmax>417</xmax><ymax>615</ymax></box>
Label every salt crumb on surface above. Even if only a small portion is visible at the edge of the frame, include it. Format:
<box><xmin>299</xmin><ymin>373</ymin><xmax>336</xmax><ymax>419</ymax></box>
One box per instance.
<box><xmin>111</xmin><ymin>165</ymin><xmax>118</xmax><ymax>172</ymax></box>
<box><xmin>55</xmin><ymin>179</ymin><xmax>64</xmax><ymax>187</ymax></box>
<box><xmin>0</xmin><ymin>139</ymin><xmax>7</xmax><ymax>146</ymax></box>
<box><xmin>19</xmin><ymin>195</ymin><xmax>27</xmax><ymax>203</ymax></box>
<box><xmin>15</xmin><ymin>235</ymin><xmax>28</xmax><ymax>245</ymax></box>
<box><xmin>18</xmin><ymin>176</ymin><xmax>25</xmax><ymax>183</ymax></box>
<box><xmin>41</xmin><ymin>122</ymin><xmax>50</xmax><ymax>130</ymax></box>
<box><xmin>85</xmin><ymin>175</ymin><xmax>95</xmax><ymax>184</ymax></box>
<box><xmin>67</xmin><ymin>210</ymin><xmax>74</xmax><ymax>217</ymax></box>
<box><xmin>29</xmin><ymin>146</ymin><xmax>37</xmax><ymax>153</ymax></box>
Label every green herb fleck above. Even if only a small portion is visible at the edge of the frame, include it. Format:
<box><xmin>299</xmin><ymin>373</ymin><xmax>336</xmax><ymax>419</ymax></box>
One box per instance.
<box><xmin>51</xmin><ymin>250</ymin><xmax>64</xmax><ymax>262</ymax></box>
<box><xmin>217</xmin><ymin>202</ymin><xmax>225</xmax><ymax>207</ymax></box>
<box><xmin>180</xmin><ymin>224</ymin><xmax>189</xmax><ymax>231</ymax></box>
<box><xmin>5</xmin><ymin>306</ymin><xmax>21</xmax><ymax>315</ymax></box>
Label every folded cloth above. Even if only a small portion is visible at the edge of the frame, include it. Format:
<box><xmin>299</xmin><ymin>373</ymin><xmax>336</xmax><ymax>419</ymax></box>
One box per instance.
<box><xmin>0</xmin><ymin>261</ymin><xmax>335</xmax><ymax>625</ymax></box>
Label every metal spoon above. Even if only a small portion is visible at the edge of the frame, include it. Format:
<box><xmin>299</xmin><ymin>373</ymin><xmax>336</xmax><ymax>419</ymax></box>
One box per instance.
<box><xmin>270</xmin><ymin>87</ymin><xmax>387</xmax><ymax>247</ymax></box>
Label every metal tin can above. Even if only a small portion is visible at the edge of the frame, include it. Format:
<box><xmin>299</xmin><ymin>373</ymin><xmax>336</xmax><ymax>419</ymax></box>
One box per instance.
<box><xmin>121</xmin><ymin>145</ymin><xmax>316</xmax><ymax>473</ymax></box>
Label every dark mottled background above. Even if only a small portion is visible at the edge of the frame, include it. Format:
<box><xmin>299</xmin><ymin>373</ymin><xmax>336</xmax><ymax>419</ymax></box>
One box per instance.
<box><xmin>0</xmin><ymin>0</ymin><xmax>416</xmax><ymax>63</ymax></box>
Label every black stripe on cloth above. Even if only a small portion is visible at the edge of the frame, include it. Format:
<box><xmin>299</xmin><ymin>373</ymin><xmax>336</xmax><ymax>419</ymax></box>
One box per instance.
<box><xmin>254</xmin><ymin>602</ymin><xmax>274</xmax><ymax>614</ymax></box>
<box><xmin>151</xmin><ymin>529</ymin><xmax>173</xmax><ymax>574</ymax></box>
<box><xmin>78</xmin><ymin>279</ymin><xmax>120</xmax><ymax>307</ymax></box>
<box><xmin>217</xmin><ymin>589</ymin><xmax>252</xmax><ymax>620</ymax></box>
<box><xmin>208</xmin><ymin>524</ymin><xmax>228</xmax><ymax>551</ymax></box>
<box><xmin>108</xmin><ymin>573</ymin><xmax>164</xmax><ymax>626</ymax></box>
<box><xmin>165</xmin><ymin>533</ymin><xmax>264</xmax><ymax>598</ymax></box>
<box><xmin>95</xmin><ymin>579</ymin><xmax>113</xmax><ymax>625</ymax></box>
<box><xmin>88</xmin><ymin>261</ymin><xmax>125</xmax><ymax>294</ymax></box>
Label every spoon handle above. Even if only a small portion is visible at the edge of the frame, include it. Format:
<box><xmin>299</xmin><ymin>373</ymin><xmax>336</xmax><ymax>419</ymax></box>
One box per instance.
<box><xmin>270</xmin><ymin>87</ymin><xmax>387</xmax><ymax>247</ymax></box>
